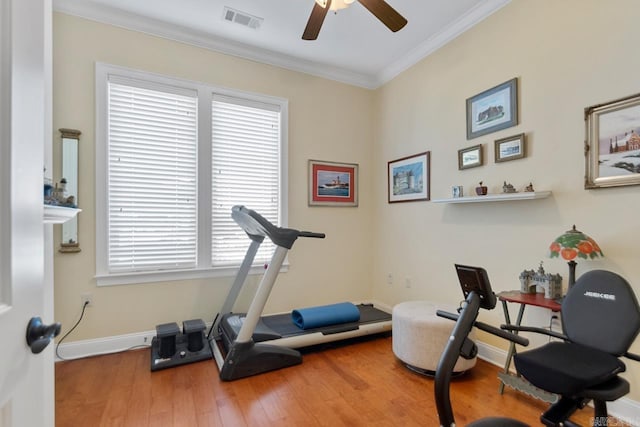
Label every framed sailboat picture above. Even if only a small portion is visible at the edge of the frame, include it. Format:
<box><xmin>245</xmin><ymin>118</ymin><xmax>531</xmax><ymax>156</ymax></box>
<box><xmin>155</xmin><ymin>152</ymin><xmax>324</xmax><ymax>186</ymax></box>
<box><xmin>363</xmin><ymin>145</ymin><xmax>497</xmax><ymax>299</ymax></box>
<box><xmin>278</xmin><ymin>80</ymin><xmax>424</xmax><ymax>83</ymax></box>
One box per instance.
<box><xmin>308</xmin><ymin>160</ymin><xmax>358</xmax><ymax>207</ymax></box>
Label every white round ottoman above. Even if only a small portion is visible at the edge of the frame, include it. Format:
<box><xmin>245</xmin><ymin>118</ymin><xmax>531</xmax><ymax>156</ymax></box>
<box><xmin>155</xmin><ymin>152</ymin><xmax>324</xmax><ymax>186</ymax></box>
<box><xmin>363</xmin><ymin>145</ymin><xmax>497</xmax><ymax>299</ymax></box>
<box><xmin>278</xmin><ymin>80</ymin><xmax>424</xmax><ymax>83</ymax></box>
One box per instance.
<box><xmin>392</xmin><ymin>301</ymin><xmax>476</xmax><ymax>375</ymax></box>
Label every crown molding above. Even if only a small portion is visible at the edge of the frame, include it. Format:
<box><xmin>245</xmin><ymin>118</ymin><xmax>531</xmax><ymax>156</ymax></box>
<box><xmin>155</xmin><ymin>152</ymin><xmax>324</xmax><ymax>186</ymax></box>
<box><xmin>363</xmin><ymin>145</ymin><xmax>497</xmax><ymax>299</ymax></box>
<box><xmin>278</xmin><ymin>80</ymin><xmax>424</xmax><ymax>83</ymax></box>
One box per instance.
<box><xmin>53</xmin><ymin>0</ymin><xmax>510</xmax><ymax>90</ymax></box>
<box><xmin>53</xmin><ymin>0</ymin><xmax>378</xmax><ymax>88</ymax></box>
<box><xmin>374</xmin><ymin>0</ymin><xmax>511</xmax><ymax>86</ymax></box>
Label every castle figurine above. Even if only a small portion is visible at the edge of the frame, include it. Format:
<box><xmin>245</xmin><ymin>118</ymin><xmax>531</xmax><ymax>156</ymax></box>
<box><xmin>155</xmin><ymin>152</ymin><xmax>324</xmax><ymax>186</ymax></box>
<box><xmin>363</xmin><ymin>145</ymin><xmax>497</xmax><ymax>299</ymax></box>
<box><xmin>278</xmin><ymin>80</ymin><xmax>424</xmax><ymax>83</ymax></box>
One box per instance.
<box><xmin>520</xmin><ymin>262</ymin><xmax>562</xmax><ymax>299</ymax></box>
<box><xmin>503</xmin><ymin>181</ymin><xmax>517</xmax><ymax>193</ymax></box>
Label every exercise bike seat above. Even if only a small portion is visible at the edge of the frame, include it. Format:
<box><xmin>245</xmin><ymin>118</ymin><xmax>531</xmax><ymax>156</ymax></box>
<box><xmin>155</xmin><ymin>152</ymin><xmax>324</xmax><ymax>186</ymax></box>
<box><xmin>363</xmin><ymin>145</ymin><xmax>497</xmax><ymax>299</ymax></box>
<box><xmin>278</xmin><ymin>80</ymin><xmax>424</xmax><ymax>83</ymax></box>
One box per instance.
<box><xmin>468</xmin><ymin>418</ymin><xmax>529</xmax><ymax>427</ymax></box>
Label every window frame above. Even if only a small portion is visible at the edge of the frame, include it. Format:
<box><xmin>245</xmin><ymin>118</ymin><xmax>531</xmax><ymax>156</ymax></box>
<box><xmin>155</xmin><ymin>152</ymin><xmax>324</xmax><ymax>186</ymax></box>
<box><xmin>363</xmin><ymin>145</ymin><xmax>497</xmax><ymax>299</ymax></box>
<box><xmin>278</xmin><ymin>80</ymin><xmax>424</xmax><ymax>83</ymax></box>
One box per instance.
<box><xmin>95</xmin><ymin>63</ymin><xmax>288</xmax><ymax>286</ymax></box>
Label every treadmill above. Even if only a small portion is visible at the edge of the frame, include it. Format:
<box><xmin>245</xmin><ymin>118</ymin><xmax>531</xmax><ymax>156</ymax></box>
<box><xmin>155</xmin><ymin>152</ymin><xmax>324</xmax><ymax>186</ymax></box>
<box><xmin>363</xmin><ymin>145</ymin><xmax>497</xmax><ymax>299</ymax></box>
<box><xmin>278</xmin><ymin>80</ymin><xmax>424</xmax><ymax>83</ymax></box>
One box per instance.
<box><xmin>208</xmin><ymin>205</ymin><xmax>392</xmax><ymax>381</ymax></box>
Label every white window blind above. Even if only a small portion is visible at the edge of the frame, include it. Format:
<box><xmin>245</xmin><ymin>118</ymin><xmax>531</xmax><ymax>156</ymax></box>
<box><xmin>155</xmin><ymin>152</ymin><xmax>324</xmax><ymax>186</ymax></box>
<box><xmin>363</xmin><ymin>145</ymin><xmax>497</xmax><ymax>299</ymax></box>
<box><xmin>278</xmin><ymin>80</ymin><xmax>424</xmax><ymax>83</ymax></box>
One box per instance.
<box><xmin>211</xmin><ymin>94</ymin><xmax>281</xmax><ymax>266</ymax></box>
<box><xmin>107</xmin><ymin>78</ymin><xmax>198</xmax><ymax>273</ymax></box>
<box><xmin>96</xmin><ymin>64</ymin><xmax>287</xmax><ymax>285</ymax></box>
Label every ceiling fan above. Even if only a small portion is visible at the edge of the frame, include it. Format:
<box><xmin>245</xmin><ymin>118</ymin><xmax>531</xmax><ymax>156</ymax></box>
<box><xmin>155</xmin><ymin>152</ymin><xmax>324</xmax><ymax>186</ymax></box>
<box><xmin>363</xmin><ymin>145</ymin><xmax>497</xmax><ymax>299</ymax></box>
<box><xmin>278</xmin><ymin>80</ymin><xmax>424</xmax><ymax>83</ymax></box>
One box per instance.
<box><xmin>302</xmin><ymin>0</ymin><xmax>407</xmax><ymax>40</ymax></box>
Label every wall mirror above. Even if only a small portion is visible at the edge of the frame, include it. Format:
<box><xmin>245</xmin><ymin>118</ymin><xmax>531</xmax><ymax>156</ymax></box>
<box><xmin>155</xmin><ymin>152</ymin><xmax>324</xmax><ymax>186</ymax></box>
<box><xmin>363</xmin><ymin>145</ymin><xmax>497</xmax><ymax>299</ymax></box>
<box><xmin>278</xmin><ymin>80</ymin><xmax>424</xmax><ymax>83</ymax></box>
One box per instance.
<box><xmin>59</xmin><ymin>128</ymin><xmax>81</xmax><ymax>253</ymax></box>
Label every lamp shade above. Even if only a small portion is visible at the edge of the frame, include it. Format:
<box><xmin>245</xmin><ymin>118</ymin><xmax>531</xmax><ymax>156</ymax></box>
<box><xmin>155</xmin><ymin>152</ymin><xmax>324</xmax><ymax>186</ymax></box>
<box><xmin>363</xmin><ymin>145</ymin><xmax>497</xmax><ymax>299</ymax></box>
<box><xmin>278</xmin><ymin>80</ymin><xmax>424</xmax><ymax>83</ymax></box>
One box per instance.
<box><xmin>549</xmin><ymin>225</ymin><xmax>604</xmax><ymax>261</ymax></box>
<box><xmin>549</xmin><ymin>225</ymin><xmax>604</xmax><ymax>289</ymax></box>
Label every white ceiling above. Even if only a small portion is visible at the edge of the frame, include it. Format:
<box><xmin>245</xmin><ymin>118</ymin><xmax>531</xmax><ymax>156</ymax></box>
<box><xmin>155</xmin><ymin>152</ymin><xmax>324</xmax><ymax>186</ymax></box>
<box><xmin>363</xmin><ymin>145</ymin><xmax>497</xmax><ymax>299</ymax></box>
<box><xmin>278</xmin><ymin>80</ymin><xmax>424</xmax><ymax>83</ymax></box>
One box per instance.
<box><xmin>53</xmin><ymin>0</ymin><xmax>510</xmax><ymax>88</ymax></box>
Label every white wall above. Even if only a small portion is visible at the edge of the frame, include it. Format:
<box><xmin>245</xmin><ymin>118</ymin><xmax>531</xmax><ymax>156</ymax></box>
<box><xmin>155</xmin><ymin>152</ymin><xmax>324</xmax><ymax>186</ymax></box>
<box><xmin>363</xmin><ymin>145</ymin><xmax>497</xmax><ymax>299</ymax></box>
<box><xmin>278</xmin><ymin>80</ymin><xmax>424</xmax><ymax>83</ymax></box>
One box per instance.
<box><xmin>372</xmin><ymin>0</ymin><xmax>640</xmax><ymax>401</ymax></box>
<box><xmin>52</xmin><ymin>13</ymin><xmax>375</xmax><ymax>340</ymax></box>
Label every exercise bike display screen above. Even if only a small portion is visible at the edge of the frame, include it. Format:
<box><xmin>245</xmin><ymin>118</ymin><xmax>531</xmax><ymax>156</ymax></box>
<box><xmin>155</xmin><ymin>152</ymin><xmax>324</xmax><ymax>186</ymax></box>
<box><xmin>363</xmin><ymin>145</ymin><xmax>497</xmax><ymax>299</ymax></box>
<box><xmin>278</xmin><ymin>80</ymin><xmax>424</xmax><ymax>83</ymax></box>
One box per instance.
<box><xmin>454</xmin><ymin>264</ymin><xmax>497</xmax><ymax>310</ymax></box>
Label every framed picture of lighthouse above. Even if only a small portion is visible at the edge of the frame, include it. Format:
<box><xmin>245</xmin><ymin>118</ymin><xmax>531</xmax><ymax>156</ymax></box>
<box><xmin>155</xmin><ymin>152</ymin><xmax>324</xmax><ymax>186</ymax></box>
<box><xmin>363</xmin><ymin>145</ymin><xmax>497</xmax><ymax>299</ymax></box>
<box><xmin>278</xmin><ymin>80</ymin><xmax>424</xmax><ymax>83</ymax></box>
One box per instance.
<box><xmin>585</xmin><ymin>92</ymin><xmax>640</xmax><ymax>189</ymax></box>
<box><xmin>308</xmin><ymin>160</ymin><xmax>358</xmax><ymax>206</ymax></box>
<box><xmin>388</xmin><ymin>151</ymin><xmax>430</xmax><ymax>203</ymax></box>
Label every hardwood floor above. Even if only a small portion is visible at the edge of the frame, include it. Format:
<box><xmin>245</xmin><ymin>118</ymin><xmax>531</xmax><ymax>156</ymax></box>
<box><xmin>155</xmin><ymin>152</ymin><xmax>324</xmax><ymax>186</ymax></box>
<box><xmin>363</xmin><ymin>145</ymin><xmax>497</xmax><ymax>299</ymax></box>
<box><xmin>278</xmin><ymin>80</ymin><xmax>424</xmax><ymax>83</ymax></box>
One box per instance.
<box><xmin>55</xmin><ymin>336</ymin><xmax>615</xmax><ymax>426</ymax></box>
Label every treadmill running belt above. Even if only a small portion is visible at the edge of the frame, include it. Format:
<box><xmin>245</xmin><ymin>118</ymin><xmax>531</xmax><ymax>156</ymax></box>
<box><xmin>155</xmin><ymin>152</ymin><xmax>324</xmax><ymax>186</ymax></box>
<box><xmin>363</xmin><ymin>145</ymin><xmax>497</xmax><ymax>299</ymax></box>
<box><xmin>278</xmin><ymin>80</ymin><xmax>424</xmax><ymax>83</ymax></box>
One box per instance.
<box><xmin>261</xmin><ymin>304</ymin><xmax>391</xmax><ymax>338</ymax></box>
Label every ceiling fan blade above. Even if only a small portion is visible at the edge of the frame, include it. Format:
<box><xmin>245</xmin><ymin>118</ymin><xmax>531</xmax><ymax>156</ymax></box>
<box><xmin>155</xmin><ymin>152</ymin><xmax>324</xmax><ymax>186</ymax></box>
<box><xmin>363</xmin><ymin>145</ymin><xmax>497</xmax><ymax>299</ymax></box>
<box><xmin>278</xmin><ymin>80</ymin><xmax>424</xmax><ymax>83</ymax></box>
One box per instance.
<box><xmin>357</xmin><ymin>0</ymin><xmax>407</xmax><ymax>32</ymax></box>
<box><xmin>302</xmin><ymin>0</ymin><xmax>332</xmax><ymax>40</ymax></box>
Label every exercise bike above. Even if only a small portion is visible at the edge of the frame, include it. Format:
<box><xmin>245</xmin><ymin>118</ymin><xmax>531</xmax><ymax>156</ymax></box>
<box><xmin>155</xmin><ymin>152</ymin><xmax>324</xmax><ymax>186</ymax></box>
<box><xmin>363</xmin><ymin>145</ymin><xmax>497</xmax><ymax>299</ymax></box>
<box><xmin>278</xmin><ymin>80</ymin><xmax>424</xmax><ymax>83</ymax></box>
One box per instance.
<box><xmin>435</xmin><ymin>264</ymin><xmax>530</xmax><ymax>427</ymax></box>
<box><xmin>436</xmin><ymin>264</ymin><xmax>640</xmax><ymax>427</ymax></box>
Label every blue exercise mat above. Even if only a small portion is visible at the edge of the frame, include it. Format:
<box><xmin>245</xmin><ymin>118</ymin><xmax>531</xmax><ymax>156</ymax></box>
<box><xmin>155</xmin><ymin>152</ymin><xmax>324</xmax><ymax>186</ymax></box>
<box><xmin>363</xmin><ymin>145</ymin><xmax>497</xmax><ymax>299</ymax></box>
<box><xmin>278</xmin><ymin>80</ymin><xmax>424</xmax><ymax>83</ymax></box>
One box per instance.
<box><xmin>291</xmin><ymin>302</ymin><xmax>361</xmax><ymax>330</ymax></box>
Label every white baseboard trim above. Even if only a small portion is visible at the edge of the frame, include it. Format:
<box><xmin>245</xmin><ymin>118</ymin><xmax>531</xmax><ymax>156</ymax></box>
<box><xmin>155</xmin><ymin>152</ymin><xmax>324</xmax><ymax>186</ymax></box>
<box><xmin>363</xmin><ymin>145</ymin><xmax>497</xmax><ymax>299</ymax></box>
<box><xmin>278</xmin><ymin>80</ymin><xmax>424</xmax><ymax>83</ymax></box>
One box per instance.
<box><xmin>476</xmin><ymin>340</ymin><xmax>510</xmax><ymax>369</ymax></box>
<box><xmin>56</xmin><ymin>301</ymin><xmax>390</xmax><ymax>362</ymax></box>
<box><xmin>54</xmin><ymin>300</ymin><xmax>389</xmax><ymax>362</ymax></box>
<box><xmin>55</xmin><ymin>329</ymin><xmax>157</xmax><ymax>361</ymax></box>
<box><xmin>476</xmin><ymin>342</ymin><xmax>640</xmax><ymax>427</ymax></box>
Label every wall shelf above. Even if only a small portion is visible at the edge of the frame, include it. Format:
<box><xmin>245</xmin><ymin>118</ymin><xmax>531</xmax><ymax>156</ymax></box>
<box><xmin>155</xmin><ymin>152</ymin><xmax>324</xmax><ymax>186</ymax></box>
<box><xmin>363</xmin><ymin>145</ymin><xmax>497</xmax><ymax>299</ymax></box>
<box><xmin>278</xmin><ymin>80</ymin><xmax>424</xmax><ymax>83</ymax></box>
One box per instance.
<box><xmin>44</xmin><ymin>205</ymin><xmax>81</xmax><ymax>224</ymax></box>
<box><xmin>432</xmin><ymin>191</ymin><xmax>551</xmax><ymax>204</ymax></box>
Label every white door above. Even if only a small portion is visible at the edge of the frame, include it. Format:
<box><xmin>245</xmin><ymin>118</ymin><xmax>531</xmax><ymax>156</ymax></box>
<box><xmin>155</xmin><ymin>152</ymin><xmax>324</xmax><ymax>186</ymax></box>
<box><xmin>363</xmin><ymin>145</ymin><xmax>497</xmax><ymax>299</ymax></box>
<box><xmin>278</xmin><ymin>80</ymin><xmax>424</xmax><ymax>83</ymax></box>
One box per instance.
<box><xmin>0</xmin><ymin>0</ymin><xmax>54</xmax><ymax>425</ymax></box>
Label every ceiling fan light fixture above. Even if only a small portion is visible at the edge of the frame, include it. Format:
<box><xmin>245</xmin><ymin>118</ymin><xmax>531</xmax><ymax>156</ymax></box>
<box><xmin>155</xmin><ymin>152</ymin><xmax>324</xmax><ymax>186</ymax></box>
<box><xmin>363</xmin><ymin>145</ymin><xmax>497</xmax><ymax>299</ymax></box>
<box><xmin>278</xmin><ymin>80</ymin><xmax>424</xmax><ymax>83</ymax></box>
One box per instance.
<box><xmin>304</xmin><ymin>0</ymin><xmax>406</xmax><ymax>40</ymax></box>
<box><xmin>314</xmin><ymin>0</ymin><xmax>354</xmax><ymax>11</ymax></box>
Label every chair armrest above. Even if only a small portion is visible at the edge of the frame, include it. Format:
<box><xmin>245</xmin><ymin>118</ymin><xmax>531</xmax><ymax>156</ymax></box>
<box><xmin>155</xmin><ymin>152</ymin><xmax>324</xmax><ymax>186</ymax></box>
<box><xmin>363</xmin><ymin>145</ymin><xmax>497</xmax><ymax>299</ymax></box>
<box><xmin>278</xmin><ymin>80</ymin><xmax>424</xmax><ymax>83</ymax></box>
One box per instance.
<box><xmin>624</xmin><ymin>352</ymin><xmax>640</xmax><ymax>362</ymax></box>
<box><xmin>501</xmin><ymin>324</ymin><xmax>568</xmax><ymax>341</ymax></box>
<box><xmin>476</xmin><ymin>320</ymin><xmax>529</xmax><ymax>347</ymax></box>
<box><xmin>437</xmin><ymin>310</ymin><xmax>529</xmax><ymax>346</ymax></box>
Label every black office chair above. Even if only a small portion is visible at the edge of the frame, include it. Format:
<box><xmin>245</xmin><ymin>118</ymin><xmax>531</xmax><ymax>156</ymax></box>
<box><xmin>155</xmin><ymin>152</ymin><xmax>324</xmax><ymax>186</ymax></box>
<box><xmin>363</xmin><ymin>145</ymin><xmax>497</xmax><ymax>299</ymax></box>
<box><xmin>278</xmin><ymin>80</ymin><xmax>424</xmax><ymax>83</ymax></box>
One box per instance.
<box><xmin>506</xmin><ymin>270</ymin><xmax>640</xmax><ymax>426</ymax></box>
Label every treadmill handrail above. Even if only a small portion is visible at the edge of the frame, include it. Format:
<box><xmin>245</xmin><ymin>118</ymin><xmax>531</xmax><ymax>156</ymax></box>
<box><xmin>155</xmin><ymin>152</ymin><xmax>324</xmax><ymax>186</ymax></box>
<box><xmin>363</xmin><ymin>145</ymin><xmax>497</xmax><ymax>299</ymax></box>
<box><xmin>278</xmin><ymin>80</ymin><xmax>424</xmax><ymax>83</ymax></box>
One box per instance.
<box><xmin>298</xmin><ymin>231</ymin><xmax>325</xmax><ymax>239</ymax></box>
<box><xmin>231</xmin><ymin>205</ymin><xmax>325</xmax><ymax>249</ymax></box>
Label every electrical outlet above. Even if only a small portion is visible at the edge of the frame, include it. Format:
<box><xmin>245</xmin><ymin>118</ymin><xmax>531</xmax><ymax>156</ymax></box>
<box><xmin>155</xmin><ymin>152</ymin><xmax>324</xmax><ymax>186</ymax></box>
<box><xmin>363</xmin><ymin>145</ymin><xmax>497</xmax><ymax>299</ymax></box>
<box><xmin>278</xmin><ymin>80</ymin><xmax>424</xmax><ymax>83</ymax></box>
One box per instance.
<box><xmin>387</xmin><ymin>273</ymin><xmax>393</xmax><ymax>285</ymax></box>
<box><xmin>81</xmin><ymin>293</ymin><xmax>93</xmax><ymax>307</ymax></box>
<box><xmin>405</xmin><ymin>277</ymin><xmax>411</xmax><ymax>288</ymax></box>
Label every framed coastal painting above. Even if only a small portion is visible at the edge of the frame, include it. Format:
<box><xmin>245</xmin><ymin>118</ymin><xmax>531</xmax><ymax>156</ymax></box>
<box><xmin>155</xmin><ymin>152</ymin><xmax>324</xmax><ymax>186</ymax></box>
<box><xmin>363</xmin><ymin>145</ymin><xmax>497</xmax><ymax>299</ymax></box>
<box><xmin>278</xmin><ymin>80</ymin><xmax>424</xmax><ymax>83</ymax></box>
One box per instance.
<box><xmin>466</xmin><ymin>78</ymin><xmax>518</xmax><ymax>140</ymax></box>
<box><xmin>585</xmin><ymin>92</ymin><xmax>640</xmax><ymax>189</ymax></box>
<box><xmin>388</xmin><ymin>151</ymin><xmax>430</xmax><ymax>203</ymax></box>
<box><xmin>458</xmin><ymin>144</ymin><xmax>483</xmax><ymax>170</ymax></box>
<box><xmin>494</xmin><ymin>133</ymin><xmax>526</xmax><ymax>163</ymax></box>
<box><xmin>308</xmin><ymin>160</ymin><xmax>358</xmax><ymax>206</ymax></box>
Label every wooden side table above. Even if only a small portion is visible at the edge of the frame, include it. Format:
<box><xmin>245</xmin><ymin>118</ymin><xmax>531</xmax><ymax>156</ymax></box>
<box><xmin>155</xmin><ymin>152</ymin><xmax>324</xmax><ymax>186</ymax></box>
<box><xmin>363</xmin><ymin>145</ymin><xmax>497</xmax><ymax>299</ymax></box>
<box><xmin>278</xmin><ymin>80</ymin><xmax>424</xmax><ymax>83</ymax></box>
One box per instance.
<box><xmin>496</xmin><ymin>291</ymin><xmax>561</xmax><ymax>403</ymax></box>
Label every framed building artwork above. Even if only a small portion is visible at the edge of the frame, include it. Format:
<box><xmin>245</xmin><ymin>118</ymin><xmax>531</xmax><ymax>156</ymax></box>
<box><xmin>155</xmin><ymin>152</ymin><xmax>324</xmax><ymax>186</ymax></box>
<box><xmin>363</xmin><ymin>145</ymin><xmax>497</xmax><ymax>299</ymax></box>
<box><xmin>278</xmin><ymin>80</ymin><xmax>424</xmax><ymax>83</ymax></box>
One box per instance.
<box><xmin>466</xmin><ymin>78</ymin><xmax>518</xmax><ymax>140</ymax></box>
<box><xmin>585</xmin><ymin>92</ymin><xmax>640</xmax><ymax>189</ymax></box>
<box><xmin>388</xmin><ymin>151</ymin><xmax>430</xmax><ymax>203</ymax></box>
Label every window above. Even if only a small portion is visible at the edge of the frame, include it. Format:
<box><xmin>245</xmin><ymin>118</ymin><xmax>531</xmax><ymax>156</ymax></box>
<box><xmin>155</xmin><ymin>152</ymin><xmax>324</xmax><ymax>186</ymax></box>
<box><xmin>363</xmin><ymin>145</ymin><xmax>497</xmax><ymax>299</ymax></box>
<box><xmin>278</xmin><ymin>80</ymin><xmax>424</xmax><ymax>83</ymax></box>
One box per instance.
<box><xmin>106</xmin><ymin>78</ymin><xmax>198</xmax><ymax>272</ymax></box>
<box><xmin>211</xmin><ymin>95</ymin><xmax>281</xmax><ymax>266</ymax></box>
<box><xmin>96</xmin><ymin>64</ymin><xmax>288</xmax><ymax>286</ymax></box>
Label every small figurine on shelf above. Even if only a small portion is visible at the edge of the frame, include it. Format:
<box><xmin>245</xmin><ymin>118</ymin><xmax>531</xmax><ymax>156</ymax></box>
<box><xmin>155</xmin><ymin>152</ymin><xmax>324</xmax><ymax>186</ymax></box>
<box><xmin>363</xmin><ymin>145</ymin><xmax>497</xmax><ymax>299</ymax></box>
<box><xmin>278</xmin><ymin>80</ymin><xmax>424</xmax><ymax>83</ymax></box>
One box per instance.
<box><xmin>44</xmin><ymin>179</ymin><xmax>53</xmax><ymax>198</ymax></box>
<box><xmin>502</xmin><ymin>181</ymin><xmax>517</xmax><ymax>193</ymax></box>
<box><xmin>525</xmin><ymin>182</ymin><xmax>535</xmax><ymax>192</ymax></box>
<box><xmin>45</xmin><ymin>178</ymin><xmax>77</xmax><ymax>208</ymax></box>
<box><xmin>475</xmin><ymin>181</ymin><xmax>488</xmax><ymax>196</ymax></box>
<box><xmin>56</xmin><ymin>178</ymin><xmax>68</xmax><ymax>203</ymax></box>
<box><xmin>46</xmin><ymin>182</ymin><xmax>62</xmax><ymax>206</ymax></box>
<box><xmin>64</xmin><ymin>195</ymin><xmax>76</xmax><ymax>208</ymax></box>
<box><xmin>519</xmin><ymin>261</ymin><xmax>562</xmax><ymax>299</ymax></box>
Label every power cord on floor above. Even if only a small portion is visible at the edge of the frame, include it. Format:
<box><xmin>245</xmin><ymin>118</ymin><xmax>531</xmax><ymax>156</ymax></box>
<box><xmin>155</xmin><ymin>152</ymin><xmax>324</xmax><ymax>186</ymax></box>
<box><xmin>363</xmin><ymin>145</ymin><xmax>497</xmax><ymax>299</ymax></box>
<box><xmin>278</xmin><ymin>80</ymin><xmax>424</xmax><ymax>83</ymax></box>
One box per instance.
<box><xmin>56</xmin><ymin>300</ymin><xmax>153</xmax><ymax>361</ymax></box>
<box><xmin>55</xmin><ymin>300</ymin><xmax>89</xmax><ymax>361</ymax></box>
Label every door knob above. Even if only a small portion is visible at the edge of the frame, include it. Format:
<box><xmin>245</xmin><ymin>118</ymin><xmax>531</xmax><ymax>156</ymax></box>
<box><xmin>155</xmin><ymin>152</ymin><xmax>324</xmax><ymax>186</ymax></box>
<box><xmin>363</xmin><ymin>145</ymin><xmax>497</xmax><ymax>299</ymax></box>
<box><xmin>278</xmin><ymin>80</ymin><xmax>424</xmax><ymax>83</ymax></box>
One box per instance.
<box><xmin>26</xmin><ymin>317</ymin><xmax>61</xmax><ymax>354</ymax></box>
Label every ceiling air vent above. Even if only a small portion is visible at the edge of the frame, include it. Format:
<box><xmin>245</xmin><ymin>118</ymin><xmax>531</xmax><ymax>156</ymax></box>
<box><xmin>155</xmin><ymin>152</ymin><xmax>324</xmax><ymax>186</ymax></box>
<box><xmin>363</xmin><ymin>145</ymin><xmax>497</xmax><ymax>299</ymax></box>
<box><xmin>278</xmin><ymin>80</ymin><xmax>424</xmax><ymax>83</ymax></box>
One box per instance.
<box><xmin>222</xmin><ymin>7</ymin><xmax>263</xmax><ymax>30</ymax></box>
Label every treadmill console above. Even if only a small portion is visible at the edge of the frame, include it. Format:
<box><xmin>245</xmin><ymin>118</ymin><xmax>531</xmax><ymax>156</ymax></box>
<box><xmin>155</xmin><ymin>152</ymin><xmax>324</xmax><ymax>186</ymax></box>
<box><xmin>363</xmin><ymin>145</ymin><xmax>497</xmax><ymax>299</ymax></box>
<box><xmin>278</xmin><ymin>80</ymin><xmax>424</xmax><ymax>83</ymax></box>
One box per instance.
<box><xmin>454</xmin><ymin>264</ymin><xmax>497</xmax><ymax>310</ymax></box>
